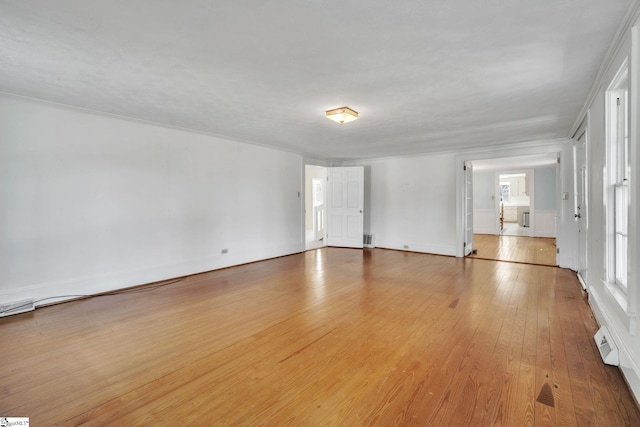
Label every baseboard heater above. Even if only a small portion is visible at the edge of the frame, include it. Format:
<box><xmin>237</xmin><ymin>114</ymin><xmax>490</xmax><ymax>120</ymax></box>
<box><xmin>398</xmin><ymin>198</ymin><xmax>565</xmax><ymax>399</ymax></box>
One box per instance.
<box><xmin>594</xmin><ymin>326</ymin><xmax>619</xmax><ymax>366</ymax></box>
<box><xmin>0</xmin><ymin>298</ymin><xmax>35</xmax><ymax>318</ymax></box>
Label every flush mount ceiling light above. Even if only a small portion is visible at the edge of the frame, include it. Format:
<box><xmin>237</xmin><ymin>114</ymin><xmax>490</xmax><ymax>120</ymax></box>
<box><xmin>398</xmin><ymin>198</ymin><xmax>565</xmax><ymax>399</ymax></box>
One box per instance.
<box><xmin>325</xmin><ymin>107</ymin><xmax>358</xmax><ymax>124</ymax></box>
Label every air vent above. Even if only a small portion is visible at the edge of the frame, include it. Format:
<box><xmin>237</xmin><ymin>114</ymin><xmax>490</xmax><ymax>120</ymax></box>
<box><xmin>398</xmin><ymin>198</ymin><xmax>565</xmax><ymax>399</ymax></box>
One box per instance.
<box><xmin>594</xmin><ymin>326</ymin><xmax>619</xmax><ymax>366</ymax></box>
<box><xmin>363</xmin><ymin>234</ymin><xmax>375</xmax><ymax>248</ymax></box>
<box><xmin>0</xmin><ymin>298</ymin><xmax>35</xmax><ymax>318</ymax></box>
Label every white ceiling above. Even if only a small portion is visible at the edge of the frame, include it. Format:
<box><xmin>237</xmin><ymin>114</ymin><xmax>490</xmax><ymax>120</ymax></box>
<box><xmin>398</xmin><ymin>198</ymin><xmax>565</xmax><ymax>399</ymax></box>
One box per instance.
<box><xmin>0</xmin><ymin>1</ymin><xmax>634</xmax><ymax>160</ymax></box>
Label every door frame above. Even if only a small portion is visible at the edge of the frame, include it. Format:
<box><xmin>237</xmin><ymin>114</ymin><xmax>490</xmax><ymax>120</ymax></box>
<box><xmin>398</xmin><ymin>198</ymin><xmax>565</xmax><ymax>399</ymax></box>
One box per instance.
<box><xmin>303</xmin><ymin>160</ymin><xmax>331</xmax><ymax>251</ymax></box>
<box><xmin>455</xmin><ymin>145</ymin><xmax>565</xmax><ymax>258</ymax></box>
<box><xmin>326</xmin><ymin>166</ymin><xmax>365</xmax><ymax>248</ymax></box>
<box><xmin>573</xmin><ymin>120</ymin><xmax>589</xmax><ymax>287</ymax></box>
<box><xmin>464</xmin><ymin>161</ymin><xmax>474</xmax><ymax>255</ymax></box>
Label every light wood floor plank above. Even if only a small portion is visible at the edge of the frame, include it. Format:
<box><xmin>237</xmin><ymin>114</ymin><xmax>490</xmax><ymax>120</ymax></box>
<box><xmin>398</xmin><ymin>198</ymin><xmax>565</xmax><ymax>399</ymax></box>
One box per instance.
<box><xmin>545</xmin><ymin>267</ymin><xmax>579</xmax><ymax>427</ymax></box>
<box><xmin>0</xmin><ymin>248</ymin><xmax>637</xmax><ymax>426</ymax></box>
<box><xmin>471</xmin><ymin>234</ymin><xmax>557</xmax><ymax>266</ymax></box>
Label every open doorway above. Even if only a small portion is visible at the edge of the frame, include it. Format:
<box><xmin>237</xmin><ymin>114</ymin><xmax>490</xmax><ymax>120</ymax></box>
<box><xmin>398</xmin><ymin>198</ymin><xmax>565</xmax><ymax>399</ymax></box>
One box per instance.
<box><xmin>469</xmin><ymin>155</ymin><xmax>558</xmax><ymax>266</ymax></box>
<box><xmin>305</xmin><ymin>165</ymin><xmax>327</xmax><ymax>250</ymax></box>
<box><xmin>498</xmin><ymin>171</ymin><xmax>532</xmax><ymax>237</ymax></box>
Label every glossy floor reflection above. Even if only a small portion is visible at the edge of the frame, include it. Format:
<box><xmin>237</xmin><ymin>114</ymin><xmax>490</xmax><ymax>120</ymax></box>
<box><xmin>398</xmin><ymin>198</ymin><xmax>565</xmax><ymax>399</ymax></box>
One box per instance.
<box><xmin>1</xmin><ymin>248</ymin><xmax>635</xmax><ymax>425</ymax></box>
<box><xmin>470</xmin><ymin>233</ymin><xmax>557</xmax><ymax>266</ymax></box>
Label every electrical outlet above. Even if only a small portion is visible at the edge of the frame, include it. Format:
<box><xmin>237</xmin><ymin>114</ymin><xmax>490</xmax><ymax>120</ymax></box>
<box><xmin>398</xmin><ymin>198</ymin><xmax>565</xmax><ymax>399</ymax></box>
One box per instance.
<box><xmin>221</xmin><ymin>248</ymin><xmax>228</xmax><ymax>254</ymax></box>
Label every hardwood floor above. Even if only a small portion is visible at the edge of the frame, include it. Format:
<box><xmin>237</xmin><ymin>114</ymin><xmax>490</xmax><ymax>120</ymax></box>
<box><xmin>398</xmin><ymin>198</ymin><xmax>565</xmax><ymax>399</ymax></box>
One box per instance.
<box><xmin>1</xmin><ymin>248</ymin><xmax>637</xmax><ymax>426</ymax></box>
<box><xmin>470</xmin><ymin>233</ymin><xmax>557</xmax><ymax>266</ymax></box>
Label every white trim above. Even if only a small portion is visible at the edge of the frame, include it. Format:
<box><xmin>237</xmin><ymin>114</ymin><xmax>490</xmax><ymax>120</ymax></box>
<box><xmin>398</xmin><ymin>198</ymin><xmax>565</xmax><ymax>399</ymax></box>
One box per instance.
<box><xmin>569</xmin><ymin>1</ymin><xmax>640</xmax><ymax>137</ymax></box>
<box><xmin>577</xmin><ymin>272</ymin><xmax>587</xmax><ymax>291</ymax></box>
<box><xmin>589</xmin><ymin>285</ymin><xmax>640</xmax><ymax>401</ymax></box>
<box><xmin>375</xmin><ymin>242</ymin><xmax>457</xmax><ymax>257</ymax></box>
<box><xmin>603</xmin><ymin>279</ymin><xmax>630</xmax><ymax>313</ymax></box>
<box><xmin>0</xmin><ymin>243</ymin><xmax>303</xmax><ymax>308</ymax></box>
<box><xmin>573</xmin><ymin>128</ymin><xmax>589</xmax><ymax>285</ymax></box>
<box><xmin>342</xmin><ymin>138</ymin><xmax>569</xmax><ymax>164</ymax></box>
<box><xmin>604</xmin><ymin>59</ymin><xmax>631</xmax><ymax>297</ymax></box>
<box><xmin>627</xmin><ymin>12</ymin><xmax>640</xmax><ymax>324</ymax></box>
<box><xmin>454</xmin><ymin>141</ymin><xmax>569</xmax><ymax>257</ymax></box>
<box><xmin>0</xmin><ymin>92</ymin><xmax>307</xmax><ymax>158</ymax></box>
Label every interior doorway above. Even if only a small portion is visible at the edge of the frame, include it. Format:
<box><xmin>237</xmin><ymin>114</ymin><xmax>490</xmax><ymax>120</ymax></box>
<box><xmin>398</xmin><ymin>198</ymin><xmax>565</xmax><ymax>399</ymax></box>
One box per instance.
<box><xmin>305</xmin><ymin>165</ymin><xmax>327</xmax><ymax>250</ymax></box>
<box><xmin>468</xmin><ymin>154</ymin><xmax>559</xmax><ymax>266</ymax></box>
<box><xmin>498</xmin><ymin>171</ymin><xmax>532</xmax><ymax>237</ymax></box>
<box><xmin>470</xmin><ymin>234</ymin><xmax>557</xmax><ymax>266</ymax></box>
<box><xmin>464</xmin><ymin>161</ymin><xmax>474</xmax><ymax>255</ymax></box>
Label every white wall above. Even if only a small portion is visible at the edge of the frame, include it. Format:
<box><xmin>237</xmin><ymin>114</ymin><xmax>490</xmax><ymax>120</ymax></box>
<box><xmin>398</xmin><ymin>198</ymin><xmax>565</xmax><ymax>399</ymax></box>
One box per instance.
<box><xmin>533</xmin><ymin>166</ymin><xmax>557</xmax><ymax>238</ymax></box>
<box><xmin>349</xmin><ymin>153</ymin><xmax>457</xmax><ymax>256</ymax></box>
<box><xmin>0</xmin><ymin>95</ymin><xmax>303</xmax><ymax>307</ymax></box>
<box><xmin>534</xmin><ymin>166</ymin><xmax>557</xmax><ymax>209</ymax></box>
<box><xmin>578</xmin><ymin>13</ymin><xmax>640</xmax><ymax>401</ymax></box>
<box><xmin>473</xmin><ymin>170</ymin><xmax>497</xmax><ymax>234</ymax></box>
<box><xmin>346</xmin><ymin>145</ymin><xmax>569</xmax><ymax>258</ymax></box>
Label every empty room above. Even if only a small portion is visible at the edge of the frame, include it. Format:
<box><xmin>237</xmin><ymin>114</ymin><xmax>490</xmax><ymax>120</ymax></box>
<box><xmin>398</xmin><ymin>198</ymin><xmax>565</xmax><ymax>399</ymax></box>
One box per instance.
<box><xmin>1</xmin><ymin>1</ymin><xmax>640</xmax><ymax>425</ymax></box>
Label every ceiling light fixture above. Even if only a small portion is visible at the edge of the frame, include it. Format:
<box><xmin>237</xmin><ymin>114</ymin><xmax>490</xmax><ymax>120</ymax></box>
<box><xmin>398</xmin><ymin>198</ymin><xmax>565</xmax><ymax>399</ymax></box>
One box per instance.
<box><xmin>326</xmin><ymin>107</ymin><xmax>358</xmax><ymax>124</ymax></box>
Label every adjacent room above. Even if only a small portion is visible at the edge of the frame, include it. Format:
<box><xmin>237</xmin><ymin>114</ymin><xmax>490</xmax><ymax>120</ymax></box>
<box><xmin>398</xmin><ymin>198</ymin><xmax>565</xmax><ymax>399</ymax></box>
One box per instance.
<box><xmin>470</xmin><ymin>155</ymin><xmax>559</xmax><ymax>266</ymax></box>
<box><xmin>1</xmin><ymin>1</ymin><xmax>640</xmax><ymax>425</ymax></box>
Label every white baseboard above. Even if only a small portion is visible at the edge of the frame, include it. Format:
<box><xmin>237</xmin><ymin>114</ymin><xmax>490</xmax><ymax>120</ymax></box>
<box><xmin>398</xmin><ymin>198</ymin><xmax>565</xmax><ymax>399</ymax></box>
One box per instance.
<box><xmin>376</xmin><ymin>241</ymin><xmax>457</xmax><ymax>257</ymax></box>
<box><xmin>474</xmin><ymin>228</ymin><xmax>497</xmax><ymax>235</ymax></box>
<box><xmin>0</xmin><ymin>243</ymin><xmax>304</xmax><ymax>309</ymax></box>
<box><xmin>534</xmin><ymin>231</ymin><xmax>557</xmax><ymax>238</ymax></box>
<box><xmin>589</xmin><ymin>285</ymin><xmax>640</xmax><ymax>404</ymax></box>
<box><xmin>577</xmin><ymin>272</ymin><xmax>587</xmax><ymax>291</ymax></box>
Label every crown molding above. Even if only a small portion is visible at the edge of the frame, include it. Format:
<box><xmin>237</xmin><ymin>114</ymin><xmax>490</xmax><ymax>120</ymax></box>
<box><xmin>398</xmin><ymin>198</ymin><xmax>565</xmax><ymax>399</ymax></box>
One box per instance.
<box><xmin>569</xmin><ymin>0</ymin><xmax>640</xmax><ymax>139</ymax></box>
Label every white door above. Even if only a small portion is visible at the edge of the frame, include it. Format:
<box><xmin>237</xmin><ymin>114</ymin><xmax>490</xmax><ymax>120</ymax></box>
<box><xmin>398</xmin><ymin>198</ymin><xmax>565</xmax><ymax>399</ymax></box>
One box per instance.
<box><xmin>327</xmin><ymin>167</ymin><xmax>364</xmax><ymax>248</ymax></box>
<box><xmin>575</xmin><ymin>130</ymin><xmax>588</xmax><ymax>286</ymax></box>
<box><xmin>464</xmin><ymin>161</ymin><xmax>474</xmax><ymax>256</ymax></box>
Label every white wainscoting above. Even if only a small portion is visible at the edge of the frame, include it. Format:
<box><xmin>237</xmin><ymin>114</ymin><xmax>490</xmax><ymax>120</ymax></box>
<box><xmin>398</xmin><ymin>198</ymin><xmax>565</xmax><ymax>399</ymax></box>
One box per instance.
<box><xmin>473</xmin><ymin>209</ymin><xmax>497</xmax><ymax>234</ymax></box>
<box><xmin>534</xmin><ymin>210</ymin><xmax>557</xmax><ymax>238</ymax></box>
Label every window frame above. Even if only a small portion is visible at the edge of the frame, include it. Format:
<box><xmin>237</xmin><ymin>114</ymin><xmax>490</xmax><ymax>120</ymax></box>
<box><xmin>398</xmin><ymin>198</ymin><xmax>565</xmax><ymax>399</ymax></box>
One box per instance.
<box><xmin>605</xmin><ymin>58</ymin><xmax>630</xmax><ymax>306</ymax></box>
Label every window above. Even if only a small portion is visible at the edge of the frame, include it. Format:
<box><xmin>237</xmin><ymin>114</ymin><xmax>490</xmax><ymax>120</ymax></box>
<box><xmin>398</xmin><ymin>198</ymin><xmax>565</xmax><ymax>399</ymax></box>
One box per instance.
<box><xmin>499</xmin><ymin>183</ymin><xmax>510</xmax><ymax>203</ymax></box>
<box><xmin>606</xmin><ymin>60</ymin><xmax>629</xmax><ymax>298</ymax></box>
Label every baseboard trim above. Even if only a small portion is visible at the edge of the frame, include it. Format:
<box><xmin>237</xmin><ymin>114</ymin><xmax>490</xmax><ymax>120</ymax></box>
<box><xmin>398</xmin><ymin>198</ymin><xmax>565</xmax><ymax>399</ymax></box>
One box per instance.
<box><xmin>376</xmin><ymin>242</ymin><xmax>457</xmax><ymax>257</ymax></box>
<box><xmin>589</xmin><ymin>285</ymin><xmax>640</xmax><ymax>406</ymax></box>
<box><xmin>0</xmin><ymin>243</ymin><xmax>304</xmax><ymax>309</ymax></box>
